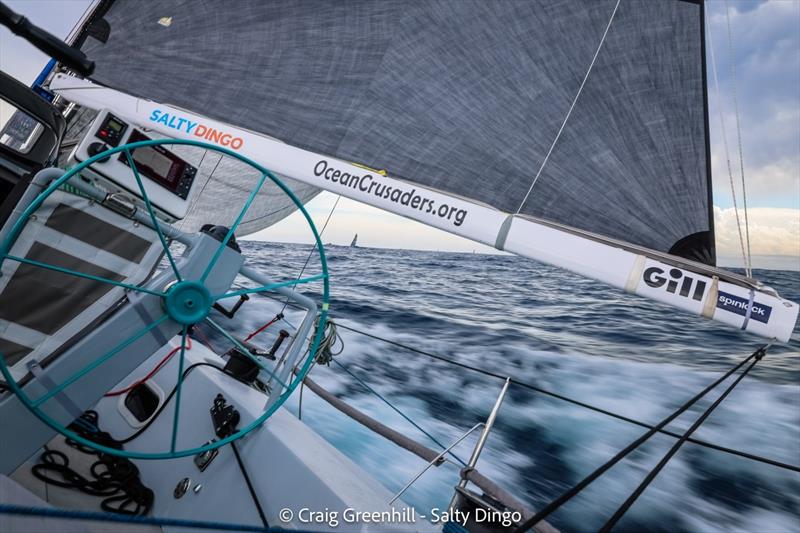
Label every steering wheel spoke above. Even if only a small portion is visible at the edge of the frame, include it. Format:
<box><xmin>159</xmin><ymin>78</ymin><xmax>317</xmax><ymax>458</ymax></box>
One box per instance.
<box><xmin>0</xmin><ymin>138</ymin><xmax>329</xmax><ymax>460</ymax></box>
<box><xmin>170</xmin><ymin>327</ymin><xmax>189</xmax><ymax>453</ymax></box>
<box><xmin>2</xmin><ymin>253</ymin><xmax>165</xmax><ymax>298</ymax></box>
<box><xmin>199</xmin><ymin>172</ymin><xmax>269</xmax><ymax>284</ymax></box>
<box><xmin>215</xmin><ymin>273</ymin><xmax>326</xmax><ymax>300</ymax></box>
<box><xmin>123</xmin><ymin>149</ymin><xmax>183</xmax><ymax>282</ymax></box>
<box><xmin>31</xmin><ymin>315</ymin><xmax>169</xmax><ymax>408</ymax></box>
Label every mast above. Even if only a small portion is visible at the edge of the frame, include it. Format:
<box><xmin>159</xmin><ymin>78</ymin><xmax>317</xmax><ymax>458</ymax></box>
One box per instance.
<box><xmin>48</xmin><ymin>76</ymin><xmax>800</xmax><ymax>342</ymax></box>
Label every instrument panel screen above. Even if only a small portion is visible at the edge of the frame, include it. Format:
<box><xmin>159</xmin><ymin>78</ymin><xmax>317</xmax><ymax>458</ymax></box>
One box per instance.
<box><xmin>106</xmin><ymin>117</ymin><xmax>126</xmax><ymax>136</ymax></box>
<box><xmin>120</xmin><ymin>130</ymin><xmax>196</xmax><ymax>199</ymax></box>
<box><xmin>132</xmin><ymin>146</ymin><xmax>174</xmax><ymax>185</ymax></box>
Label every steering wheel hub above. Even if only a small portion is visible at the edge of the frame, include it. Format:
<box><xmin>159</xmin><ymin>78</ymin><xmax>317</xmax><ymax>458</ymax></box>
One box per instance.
<box><xmin>164</xmin><ymin>280</ymin><xmax>212</xmax><ymax>325</ymax></box>
<box><xmin>0</xmin><ymin>138</ymin><xmax>329</xmax><ymax>460</ymax></box>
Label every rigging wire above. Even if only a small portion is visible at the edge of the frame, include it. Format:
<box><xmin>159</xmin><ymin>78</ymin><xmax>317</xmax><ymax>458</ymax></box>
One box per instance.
<box><xmin>706</xmin><ymin>2</ymin><xmax>751</xmax><ymax>277</ymax></box>
<box><xmin>309</xmin><ymin>315</ymin><xmax>344</xmax><ymax>367</ymax></box>
<box><xmin>335</xmin><ymin>323</ymin><xmax>797</xmax><ymax>471</ymax></box>
<box><xmin>177</xmin><ymin>150</ymin><xmax>220</xmax><ymax>232</ymax></box>
<box><xmin>293</xmin><ymin>318</ymin><xmax>466</xmax><ymax>466</ymax></box>
<box><xmin>598</xmin><ymin>349</ymin><xmax>764</xmax><ymax>532</ymax></box>
<box><xmin>331</xmin><ymin>357</ymin><xmax>467</xmax><ymax>467</ymax></box>
<box><xmin>724</xmin><ymin>0</ymin><xmax>753</xmax><ymax>276</ymax></box>
<box><xmin>279</xmin><ymin>194</ymin><xmax>341</xmax><ymax>314</ymax></box>
<box><xmin>515</xmin><ymin>0</ymin><xmax>621</xmax><ymax>214</ymax></box>
<box><xmin>252</xmin><ymin>294</ymin><xmax>799</xmax><ymax>473</ymax></box>
<box><xmin>297</xmin><ymin>316</ymin><xmax>343</xmax><ymax>419</ymax></box>
<box><xmin>0</xmin><ymin>504</ymin><xmax>273</xmax><ymax>532</ymax></box>
<box><xmin>514</xmin><ymin>346</ymin><xmax>767</xmax><ymax>532</ymax></box>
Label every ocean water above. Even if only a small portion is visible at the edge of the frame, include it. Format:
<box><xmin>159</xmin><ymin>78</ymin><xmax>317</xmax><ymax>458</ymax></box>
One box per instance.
<box><xmin>211</xmin><ymin>242</ymin><xmax>799</xmax><ymax>533</ymax></box>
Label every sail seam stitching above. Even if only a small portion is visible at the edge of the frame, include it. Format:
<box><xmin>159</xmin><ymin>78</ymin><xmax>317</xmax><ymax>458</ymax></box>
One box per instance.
<box><xmin>515</xmin><ymin>0</ymin><xmax>621</xmax><ymax>214</ymax></box>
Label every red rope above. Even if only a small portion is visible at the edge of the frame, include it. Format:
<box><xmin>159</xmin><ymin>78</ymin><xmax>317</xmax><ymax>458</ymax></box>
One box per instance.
<box><xmin>104</xmin><ymin>338</ymin><xmax>193</xmax><ymax>397</ymax></box>
<box><xmin>104</xmin><ymin>314</ymin><xmax>280</xmax><ymax>398</ymax></box>
<box><xmin>244</xmin><ymin>316</ymin><xmax>280</xmax><ymax>342</ymax></box>
<box><xmin>192</xmin><ymin>325</ymin><xmax>215</xmax><ymax>350</ymax></box>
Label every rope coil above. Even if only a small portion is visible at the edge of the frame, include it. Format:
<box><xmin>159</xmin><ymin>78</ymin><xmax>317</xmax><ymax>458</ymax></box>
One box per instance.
<box><xmin>31</xmin><ymin>411</ymin><xmax>154</xmax><ymax>516</ymax></box>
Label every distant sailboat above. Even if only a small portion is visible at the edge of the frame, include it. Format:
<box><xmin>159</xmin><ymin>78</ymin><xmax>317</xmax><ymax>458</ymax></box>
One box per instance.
<box><xmin>2</xmin><ymin>2</ymin><xmax>798</xmax><ymax>532</ymax></box>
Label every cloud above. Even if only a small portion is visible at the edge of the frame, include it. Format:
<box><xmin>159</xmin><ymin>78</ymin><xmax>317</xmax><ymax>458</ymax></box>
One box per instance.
<box><xmin>251</xmin><ymin>193</ymin><xmax>496</xmax><ymax>253</ymax></box>
<box><xmin>714</xmin><ymin>205</ymin><xmax>799</xmax><ymax>261</ymax></box>
<box><xmin>259</xmin><ymin>1</ymin><xmax>799</xmax><ymax>259</ymax></box>
<box><xmin>706</xmin><ymin>0</ymin><xmax>800</xmax><ymax>209</ymax></box>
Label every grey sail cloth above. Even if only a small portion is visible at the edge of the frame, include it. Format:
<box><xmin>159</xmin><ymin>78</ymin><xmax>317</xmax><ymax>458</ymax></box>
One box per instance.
<box><xmin>60</xmin><ymin>108</ymin><xmax>321</xmax><ymax>235</ymax></box>
<box><xmin>79</xmin><ymin>0</ymin><xmax>713</xmax><ymax>263</ymax></box>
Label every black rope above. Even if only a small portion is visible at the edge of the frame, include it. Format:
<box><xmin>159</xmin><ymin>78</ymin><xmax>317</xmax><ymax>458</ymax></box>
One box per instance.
<box><xmin>333</xmin><ymin>324</ymin><xmax>798</xmax><ymax>473</ymax></box>
<box><xmin>598</xmin><ymin>350</ymin><xmax>764</xmax><ymax>532</ymax></box>
<box><xmin>232</xmin><ymin>440</ymin><xmax>269</xmax><ymax>529</ymax></box>
<box><xmin>117</xmin><ymin>363</ymin><xmax>270</xmax><ymax>528</ymax></box>
<box><xmin>514</xmin><ymin>346</ymin><xmax>766</xmax><ymax>533</ymax></box>
<box><xmin>32</xmin><ymin>411</ymin><xmax>154</xmax><ymax>516</ymax></box>
<box><xmin>36</xmin><ymin>364</ymin><xmax>272</xmax><ymax>523</ymax></box>
<box><xmin>248</xmin><ymin>292</ymin><xmax>799</xmax><ymax>473</ymax></box>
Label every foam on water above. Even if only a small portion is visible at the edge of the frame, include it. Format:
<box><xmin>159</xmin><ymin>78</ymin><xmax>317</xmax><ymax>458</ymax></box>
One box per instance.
<box><xmin>211</xmin><ymin>242</ymin><xmax>800</xmax><ymax>532</ymax></box>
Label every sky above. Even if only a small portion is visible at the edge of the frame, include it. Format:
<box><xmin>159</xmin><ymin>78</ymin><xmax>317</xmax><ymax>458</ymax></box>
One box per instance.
<box><xmin>1</xmin><ymin>0</ymin><xmax>798</xmax><ymax>268</ymax></box>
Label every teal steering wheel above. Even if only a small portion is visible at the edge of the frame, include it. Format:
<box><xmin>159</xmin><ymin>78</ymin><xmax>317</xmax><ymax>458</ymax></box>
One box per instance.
<box><xmin>0</xmin><ymin>139</ymin><xmax>329</xmax><ymax>460</ymax></box>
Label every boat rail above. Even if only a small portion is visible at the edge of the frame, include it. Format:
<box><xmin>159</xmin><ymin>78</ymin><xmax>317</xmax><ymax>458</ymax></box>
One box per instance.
<box><xmin>267</xmin><ymin>302</ymin><xmax>800</xmax><ymax>533</ymax></box>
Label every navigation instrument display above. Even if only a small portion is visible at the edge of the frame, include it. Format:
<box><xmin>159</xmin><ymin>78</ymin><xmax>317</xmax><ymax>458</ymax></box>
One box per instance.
<box><xmin>133</xmin><ymin>145</ymin><xmax>173</xmax><ymax>184</ymax></box>
<box><xmin>119</xmin><ymin>130</ymin><xmax>196</xmax><ymax>199</ymax></box>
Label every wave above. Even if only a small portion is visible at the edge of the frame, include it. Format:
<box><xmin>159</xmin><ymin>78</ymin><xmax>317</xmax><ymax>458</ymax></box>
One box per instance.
<box><xmin>225</xmin><ymin>242</ymin><xmax>800</xmax><ymax>532</ymax></box>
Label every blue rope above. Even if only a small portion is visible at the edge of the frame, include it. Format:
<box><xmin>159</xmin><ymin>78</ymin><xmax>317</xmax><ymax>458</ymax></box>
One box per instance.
<box><xmin>331</xmin><ymin>358</ymin><xmax>467</xmax><ymax>467</ymax></box>
<box><xmin>0</xmin><ymin>503</ymin><xmax>309</xmax><ymax>532</ymax></box>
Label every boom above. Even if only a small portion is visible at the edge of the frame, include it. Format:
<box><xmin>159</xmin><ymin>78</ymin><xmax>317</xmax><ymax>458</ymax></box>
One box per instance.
<box><xmin>50</xmin><ymin>74</ymin><xmax>799</xmax><ymax>342</ymax></box>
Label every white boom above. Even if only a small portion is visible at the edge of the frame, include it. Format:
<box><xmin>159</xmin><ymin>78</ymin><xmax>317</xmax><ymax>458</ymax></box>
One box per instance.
<box><xmin>51</xmin><ymin>74</ymin><xmax>798</xmax><ymax>342</ymax></box>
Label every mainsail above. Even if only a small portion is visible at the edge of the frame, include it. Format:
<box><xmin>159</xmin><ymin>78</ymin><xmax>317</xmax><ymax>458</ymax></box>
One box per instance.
<box><xmin>31</xmin><ymin>1</ymin><xmax>324</xmax><ymax>237</ymax></box>
<box><xmin>75</xmin><ymin>0</ymin><xmax>714</xmax><ymax>262</ymax></box>
<box><xmin>44</xmin><ymin>0</ymin><xmax>798</xmax><ymax>341</ymax></box>
<box><xmin>57</xmin><ymin>107</ymin><xmax>321</xmax><ymax>235</ymax></box>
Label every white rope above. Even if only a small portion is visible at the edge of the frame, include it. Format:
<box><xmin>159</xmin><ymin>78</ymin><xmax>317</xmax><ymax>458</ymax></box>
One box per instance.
<box><xmin>724</xmin><ymin>0</ymin><xmax>753</xmax><ymax>276</ymax></box>
<box><xmin>706</xmin><ymin>2</ymin><xmax>750</xmax><ymax>276</ymax></box>
<box><xmin>516</xmin><ymin>0</ymin><xmax>621</xmax><ymax>214</ymax></box>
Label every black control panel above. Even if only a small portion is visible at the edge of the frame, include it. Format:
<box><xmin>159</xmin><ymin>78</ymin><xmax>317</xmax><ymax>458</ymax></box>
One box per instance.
<box><xmin>118</xmin><ymin>129</ymin><xmax>197</xmax><ymax>200</ymax></box>
<box><xmin>94</xmin><ymin>112</ymin><xmax>127</xmax><ymax>147</ymax></box>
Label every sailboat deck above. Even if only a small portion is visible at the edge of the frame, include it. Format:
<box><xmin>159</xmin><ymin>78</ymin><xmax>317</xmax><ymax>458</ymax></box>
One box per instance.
<box><xmin>9</xmin><ymin>436</ymin><xmax>160</xmax><ymax>532</ymax></box>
